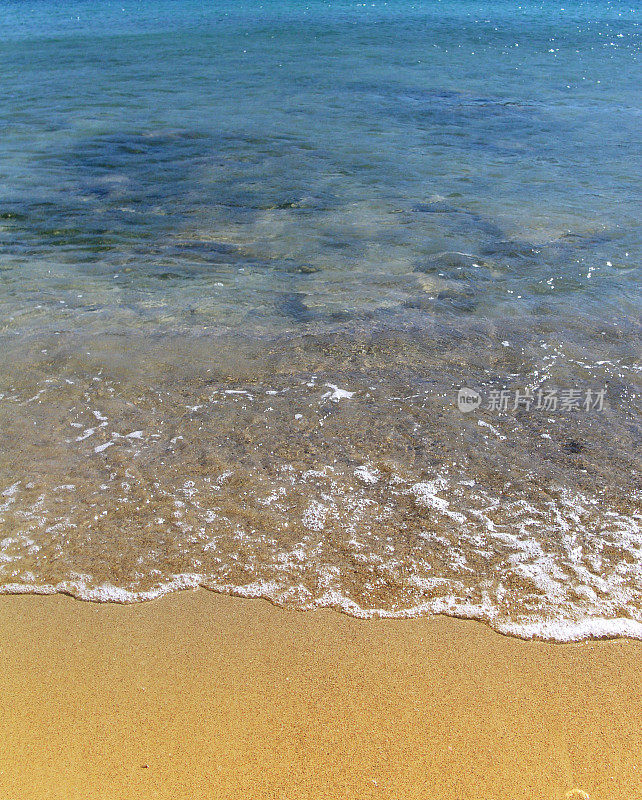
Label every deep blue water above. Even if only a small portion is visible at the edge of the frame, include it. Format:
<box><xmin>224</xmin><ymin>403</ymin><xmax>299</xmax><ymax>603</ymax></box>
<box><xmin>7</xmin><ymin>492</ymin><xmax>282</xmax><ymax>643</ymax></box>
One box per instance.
<box><xmin>0</xmin><ymin>0</ymin><xmax>639</xmax><ymax>332</ymax></box>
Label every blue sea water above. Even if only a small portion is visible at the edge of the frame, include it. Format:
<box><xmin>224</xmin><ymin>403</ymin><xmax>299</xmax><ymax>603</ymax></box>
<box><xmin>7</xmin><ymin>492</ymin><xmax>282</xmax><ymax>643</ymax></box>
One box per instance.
<box><xmin>0</xmin><ymin>0</ymin><xmax>640</xmax><ymax>639</ymax></box>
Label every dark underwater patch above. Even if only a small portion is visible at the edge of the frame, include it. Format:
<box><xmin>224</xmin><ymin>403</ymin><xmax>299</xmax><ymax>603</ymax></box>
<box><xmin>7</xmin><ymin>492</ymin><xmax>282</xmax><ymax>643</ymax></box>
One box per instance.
<box><xmin>275</xmin><ymin>292</ymin><xmax>312</xmax><ymax>322</ymax></box>
<box><xmin>410</xmin><ymin>201</ymin><xmax>505</xmax><ymax>241</ymax></box>
<box><xmin>414</xmin><ymin>251</ymin><xmax>496</xmax><ymax>283</ymax></box>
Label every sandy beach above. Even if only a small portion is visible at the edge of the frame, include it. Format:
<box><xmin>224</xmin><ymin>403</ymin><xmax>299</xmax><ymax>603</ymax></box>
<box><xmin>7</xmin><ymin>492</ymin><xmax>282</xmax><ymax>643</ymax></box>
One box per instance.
<box><xmin>0</xmin><ymin>590</ymin><xmax>639</xmax><ymax>800</ymax></box>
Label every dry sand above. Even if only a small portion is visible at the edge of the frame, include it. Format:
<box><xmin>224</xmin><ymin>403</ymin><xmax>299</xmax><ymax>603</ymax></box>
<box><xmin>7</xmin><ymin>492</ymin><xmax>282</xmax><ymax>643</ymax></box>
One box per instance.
<box><xmin>0</xmin><ymin>590</ymin><xmax>639</xmax><ymax>800</ymax></box>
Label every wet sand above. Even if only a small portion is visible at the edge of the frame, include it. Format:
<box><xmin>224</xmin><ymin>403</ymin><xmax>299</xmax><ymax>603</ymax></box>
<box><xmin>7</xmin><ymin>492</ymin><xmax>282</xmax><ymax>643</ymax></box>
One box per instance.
<box><xmin>0</xmin><ymin>590</ymin><xmax>640</xmax><ymax>800</ymax></box>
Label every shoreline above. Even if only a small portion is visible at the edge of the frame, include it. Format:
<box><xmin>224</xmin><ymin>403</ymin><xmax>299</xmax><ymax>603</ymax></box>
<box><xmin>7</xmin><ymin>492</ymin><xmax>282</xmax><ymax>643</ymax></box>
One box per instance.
<box><xmin>2</xmin><ymin>583</ymin><xmax>642</xmax><ymax>643</ymax></box>
<box><xmin>1</xmin><ymin>590</ymin><xmax>640</xmax><ymax>799</ymax></box>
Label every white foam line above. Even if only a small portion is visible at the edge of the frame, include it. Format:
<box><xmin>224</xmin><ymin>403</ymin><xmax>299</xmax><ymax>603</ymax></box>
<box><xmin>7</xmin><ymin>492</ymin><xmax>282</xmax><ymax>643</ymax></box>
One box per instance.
<box><xmin>0</xmin><ymin>574</ymin><xmax>202</xmax><ymax>603</ymax></box>
<box><xmin>478</xmin><ymin>420</ymin><xmax>507</xmax><ymax>440</ymax></box>
<box><xmin>94</xmin><ymin>441</ymin><xmax>114</xmax><ymax>453</ymax></box>
<box><xmin>322</xmin><ymin>384</ymin><xmax>355</xmax><ymax>402</ymax></box>
<box><xmin>354</xmin><ymin>465</ymin><xmax>380</xmax><ymax>485</ymax></box>
<box><xmin>2</xmin><ymin>577</ymin><xmax>641</xmax><ymax>642</ymax></box>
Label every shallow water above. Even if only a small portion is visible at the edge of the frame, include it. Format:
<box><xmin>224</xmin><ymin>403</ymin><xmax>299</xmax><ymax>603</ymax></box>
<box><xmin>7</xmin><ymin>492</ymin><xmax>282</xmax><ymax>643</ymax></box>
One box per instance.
<box><xmin>0</xmin><ymin>0</ymin><xmax>640</xmax><ymax>639</ymax></box>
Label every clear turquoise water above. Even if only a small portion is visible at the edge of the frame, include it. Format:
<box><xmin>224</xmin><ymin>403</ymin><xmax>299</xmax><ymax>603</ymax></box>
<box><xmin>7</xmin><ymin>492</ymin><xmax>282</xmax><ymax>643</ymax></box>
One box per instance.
<box><xmin>1</xmin><ymin>0</ymin><xmax>640</xmax><ymax>331</ymax></box>
<box><xmin>0</xmin><ymin>0</ymin><xmax>640</xmax><ymax>639</ymax></box>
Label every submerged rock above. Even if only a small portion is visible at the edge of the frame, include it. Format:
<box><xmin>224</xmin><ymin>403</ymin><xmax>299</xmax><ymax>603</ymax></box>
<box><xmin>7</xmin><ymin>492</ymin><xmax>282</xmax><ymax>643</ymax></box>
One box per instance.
<box><xmin>480</xmin><ymin>239</ymin><xmax>539</xmax><ymax>259</ymax></box>
<box><xmin>275</xmin><ymin>292</ymin><xmax>312</xmax><ymax>321</ymax></box>
<box><xmin>411</xmin><ymin>199</ymin><xmax>456</xmax><ymax>213</ymax></box>
<box><xmin>415</xmin><ymin>251</ymin><xmax>500</xmax><ymax>282</ymax></box>
<box><xmin>411</xmin><ymin>199</ymin><xmax>505</xmax><ymax>240</ymax></box>
<box><xmin>283</xmin><ymin>263</ymin><xmax>321</xmax><ymax>275</ymax></box>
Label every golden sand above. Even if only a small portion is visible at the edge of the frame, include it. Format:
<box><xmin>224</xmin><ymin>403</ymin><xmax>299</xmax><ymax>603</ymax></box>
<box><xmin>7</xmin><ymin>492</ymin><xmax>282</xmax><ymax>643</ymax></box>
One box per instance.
<box><xmin>0</xmin><ymin>590</ymin><xmax>639</xmax><ymax>799</ymax></box>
